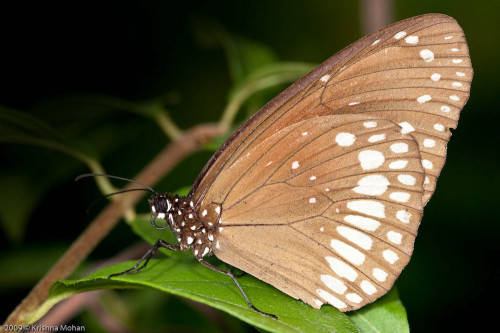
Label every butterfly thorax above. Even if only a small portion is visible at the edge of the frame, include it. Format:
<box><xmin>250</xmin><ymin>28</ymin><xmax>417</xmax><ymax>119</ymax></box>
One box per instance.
<box><xmin>148</xmin><ymin>193</ymin><xmax>218</xmax><ymax>258</ymax></box>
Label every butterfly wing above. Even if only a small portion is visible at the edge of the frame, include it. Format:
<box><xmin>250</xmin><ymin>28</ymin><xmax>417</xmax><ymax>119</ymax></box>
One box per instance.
<box><xmin>212</xmin><ymin>114</ymin><xmax>424</xmax><ymax>310</ymax></box>
<box><xmin>192</xmin><ymin>14</ymin><xmax>472</xmax><ymax>310</ymax></box>
<box><xmin>191</xmin><ymin>13</ymin><xmax>472</xmax><ymax>206</ymax></box>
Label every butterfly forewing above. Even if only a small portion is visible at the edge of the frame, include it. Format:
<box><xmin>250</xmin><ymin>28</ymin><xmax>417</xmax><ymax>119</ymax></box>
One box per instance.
<box><xmin>190</xmin><ymin>14</ymin><xmax>471</xmax><ymax>311</ymax></box>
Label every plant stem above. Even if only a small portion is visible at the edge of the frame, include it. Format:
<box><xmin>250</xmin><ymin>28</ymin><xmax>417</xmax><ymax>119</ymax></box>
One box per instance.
<box><xmin>3</xmin><ymin>124</ymin><xmax>225</xmax><ymax>326</ymax></box>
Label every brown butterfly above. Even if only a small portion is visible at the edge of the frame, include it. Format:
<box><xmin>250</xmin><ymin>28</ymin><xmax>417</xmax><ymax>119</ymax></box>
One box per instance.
<box><xmin>99</xmin><ymin>13</ymin><xmax>472</xmax><ymax>317</ymax></box>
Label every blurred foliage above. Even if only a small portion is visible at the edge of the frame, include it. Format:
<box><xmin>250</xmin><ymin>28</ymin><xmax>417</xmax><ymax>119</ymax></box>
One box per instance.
<box><xmin>0</xmin><ymin>0</ymin><xmax>498</xmax><ymax>332</ymax></box>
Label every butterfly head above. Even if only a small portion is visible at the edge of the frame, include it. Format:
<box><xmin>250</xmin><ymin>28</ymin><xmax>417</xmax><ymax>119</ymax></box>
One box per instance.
<box><xmin>149</xmin><ymin>193</ymin><xmax>178</xmax><ymax>230</ymax></box>
<box><xmin>149</xmin><ymin>193</ymin><xmax>173</xmax><ymax>217</ymax></box>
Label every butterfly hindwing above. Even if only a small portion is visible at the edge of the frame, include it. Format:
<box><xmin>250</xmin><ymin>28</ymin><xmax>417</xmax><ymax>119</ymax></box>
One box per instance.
<box><xmin>213</xmin><ymin>115</ymin><xmax>424</xmax><ymax>310</ymax></box>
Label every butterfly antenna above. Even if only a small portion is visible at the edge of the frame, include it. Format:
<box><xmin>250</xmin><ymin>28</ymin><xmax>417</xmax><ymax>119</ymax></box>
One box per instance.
<box><xmin>76</xmin><ymin>173</ymin><xmax>157</xmax><ymax>213</ymax></box>
<box><xmin>85</xmin><ymin>188</ymin><xmax>154</xmax><ymax>213</ymax></box>
<box><xmin>75</xmin><ymin>173</ymin><xmax>156</xmax><ymax>194</ymax></box>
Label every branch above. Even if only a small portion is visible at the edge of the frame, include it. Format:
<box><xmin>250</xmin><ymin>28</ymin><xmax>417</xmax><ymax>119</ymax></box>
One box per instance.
<box><xmin>4</xmin><ymin>123</ymin><xmax>225</xmax><ymax>326</ymax></box>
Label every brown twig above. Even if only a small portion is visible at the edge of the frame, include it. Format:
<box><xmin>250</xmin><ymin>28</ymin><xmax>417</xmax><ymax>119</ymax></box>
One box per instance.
<box><xmin>360</xmin><ymin>0</ymin><xmax>393</xmax><ymax>35</ymax></box>
<box><xmin>4</xmin><ymin>123</ymin><xmax>225</xmax><ymax>327</ymax></box>
<box><xmin>35</xmin><ymin>240</ymin><xmax>231</xmax><ymax>332</ymax></box>
<box><xmin>34</xmin><ymin>242</ymin><xmax>151</xmax><ymax>327</ymax></box>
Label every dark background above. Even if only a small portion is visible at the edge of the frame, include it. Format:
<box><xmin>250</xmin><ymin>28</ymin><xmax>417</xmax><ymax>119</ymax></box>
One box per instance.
<box><xmin>1</xmin><ymin>1</ymin><xmax>498</xmax><ymax>332</ymax></box>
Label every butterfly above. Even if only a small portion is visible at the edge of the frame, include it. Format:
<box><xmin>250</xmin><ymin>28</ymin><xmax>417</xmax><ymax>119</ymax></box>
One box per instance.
<box><xmin>103</xmin><ymin>13</ymin><xmax>472</xmax><ymax>316</ymax></box>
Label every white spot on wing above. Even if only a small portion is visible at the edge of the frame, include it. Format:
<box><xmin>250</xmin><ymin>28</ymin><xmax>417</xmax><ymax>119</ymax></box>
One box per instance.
<box><xmin>441</xmin><ymin>105</ymin><xmax>451</xmax><ymax>112</ymax></box>
<box><xmin>372</xmin><ymin>39</ymin><xmax>380</xmax><ymax>45</ymax></box>
<box><xmin>309</xmin><ymin>197</ymin><xmax>317</xmax><ymax>204</ymax></box>
<box><xmin>417</xmin><ymin>95</ymin><xmax>432</xmax><ymax>103</ymax></box>
<box><xmin>360</xmin><ymin>280</ymin><xmax>377</xmax><ymax>295</ymax></box>
<box><xmin>344</xmin><ymin>215</ymin><xmax>380</xmax><ymax>231</ymax></box>
<box><xmin>353</xmin><ymin>175</ymin><xmax>390</xmax><ymax>195</ymax></box>
<box><xmin>456</xmin><ymin>71</ymin><xmax>466</xmax><ymax>77</ymax></box>
<box><xmin>325</xmin><ymin>256</ymin><xmax>358</xmax><ymax>282</ymax></box>
<box><xmin>337</xmin><ymin>226</ymin><xmax>373</xmax><ymax>250</ymax></box>
<box><xmin>424</xmin><ymin>138</ymin><xmax>436</xmax><ymax>147</ymax></box>
<box><xmin>390</xmin><ymin>192</ymin><xmax>411</xmax><ymax>203</ymax></box>
<box><xmin>389</xmin><ymin>160</ymin><xmax>408</xmax><ymax>169</ymax></box>
<box><xmin>405</xmin><ymin>35</ymin><xmax>418</xmax><ymax>44</ymax></box>
<box><xmin>310</xmin><ymin>175</ymin><xmax>316</xmax><ymax>181</ymax></box>
<box><xmin>331</xmin><ymin>239</ymin><xmax>366</xmax><ymax>265</ymax></box>
<box><xmin>394</xmin><ymin>31</ymin><xmax>406</xmax><ymax>39</ymax></box>
<box><xmin>363</xmin><ymin>121</ymin><xmax>377</xmax><ymax>128</ymax></box>
<box><xmin>292</xmin><ymin>161</ymin><xmax>300</xmax><ymax>169</ymax></box>
<box><xmin>373</xmin><ymin>268</ymin><xmax>388</xmax><ymax>282</ymax></box>
<box><xmin>387</xmin><ymin>231</ymin><xmax>403</xmax><ymax>244</ymax></box>
<box><xmin>317</xmin><ymin>289</ymin><xmax>347</xmax><ymax>309</ymax></box>
<box><xmin>368</xmin><ymin>133</ymin><xmax>386</xmax><ymax>142</ymax></box>
<box><xmin>335</xmin><ymin>132</ymin><xmax>356</xmax><ymax>146</ymax></box>
<box><xmin>383</xmin><ymin>249</ymin><xmax>399</xmax><ymax>264</ymax></box>
<box><xmin>320</xmin><ymin>274</ymin><xmax>347</xmax><ymax>294</ymax></box>
<box><xmin>396</xmin><ymin>210</ymin><xmax>412</xmax><ymax>223</ymax></box>
<box><xmin>349</xmin><ymin>101</ymin><xmax>360</xmax><ymax>106</ymax></box>
<box><xmin>320</xmin><ymin>74</ymin><xmax>331</xmax><ymax>82</ymax></box>
<box><xmin>431</xmin><ymin>73</ymin><xmax>441</xmax><ymax>81</ymax></box>
<box><xmin>452</xmin><ymin>59</ymin><xmax>463</xmax><ymax>64</ymax></box>
<box><xmin>399</xmin><ymin>122</ymin><xmax>415</xmax><ymax>134</ymax></box>
<box><xmin>397</xmin><ymin>174</ymin><xmax>416</xmax><ymax>186</ymax></box>
<box><xmin>358</xmin><ymin>150</ymin><xmax>385</xmax><ymax>170</ymax></box>
<box><xmin>346</xmin><ymin>293</ymin><xmax>363</xmax><ymax>303</ymax></box>
<box><xmin>347</xmin><ymin>200</ymin><xmax>385</xmax><ymax>218</ymax></box>
<box><xmin>450</xmin><ymin>95</ymin><xmax>460</xmax><ymax>101</ymax></box>
<box><xmin>422</xmin><ymin>159</ymin><xmax>433</xmax><ymax>169</ymax></box>
<box><xmin>434</xmin><ymin>123</ymin><xmax>445</xmax><ymax>131</ymax></box>
<box><xmin>390</xmin><ymin>143</ymin><xmax>409</xmax><ymax>153</ymax></box>
<box><xmin>420</xmin><ymin>49</ymin><xmax>434</xmax><ymax>62</ymax></box>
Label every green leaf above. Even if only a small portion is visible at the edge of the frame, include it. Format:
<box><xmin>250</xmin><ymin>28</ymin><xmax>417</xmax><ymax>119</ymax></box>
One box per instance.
<box><xmin>348</xmin><ymin>288</ymin><xmax>409</xmax><ymax>333</ymax></box>
<box><xmin>0</xmin><ymin>244</ymin><xmax>68</xmax><ymax>289</ymax></box>
<box><xmin>40</xmin><ymin>216</ymin><xmax>409</xmax><ymax>331</ymax></box>
<box><xmin>131</xmin><ymin>217</ymin><xmax>188</xmax><ymax>259</ymax></box>
<box><xmin>0</xmin><ymin>174</ymin><xmax>42</xmax><ymax>243</ymax></box>
<box><xmin>0</xmin><ymin>106</ymin><xmax>96</xmax><ymax>164</ymax></box>
<box><xmin>49</xmin><ymin>259</ymin><xmax>359</xmax><ymax>333</ymax></box>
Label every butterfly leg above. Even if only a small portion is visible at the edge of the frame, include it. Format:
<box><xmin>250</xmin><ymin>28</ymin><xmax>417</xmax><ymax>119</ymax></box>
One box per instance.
<box><xmin>226</xmin><ymin>264</ymin><xmax>246</xmax><ymax>278</ymax></box>
<box><xmin>108</xmin><ymin>239</ymin><xmax>181</xmax><ymax>279</ymax></box>
<box><xmin>197</xmin><ymin>258</ymin><xmax>278</xmax><ymax>319</ymax></box>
